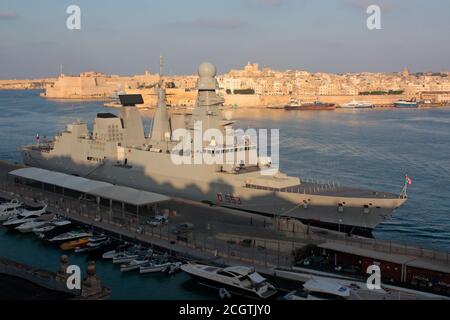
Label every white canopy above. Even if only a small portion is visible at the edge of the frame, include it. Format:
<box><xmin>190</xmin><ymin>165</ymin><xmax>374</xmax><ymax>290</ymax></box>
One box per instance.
<box><xmin>89</xmin><ymin>185</ymin><xmax>169</xmax><ymax>206</ymax></box>
<box><xmin>9</xmin><ymin>167</ymin><xmax>170</xmax><ymax>206</ymax></box>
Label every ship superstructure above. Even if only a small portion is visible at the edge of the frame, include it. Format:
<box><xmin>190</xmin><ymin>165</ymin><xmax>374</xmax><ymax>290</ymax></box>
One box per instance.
<box><xmin>21</xmin><ymin>62</ymin><xmax>407</xmax><ymax>237</ymax></box>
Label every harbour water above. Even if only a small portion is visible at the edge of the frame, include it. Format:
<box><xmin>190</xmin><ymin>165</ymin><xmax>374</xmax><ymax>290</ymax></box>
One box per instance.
<box><xmin>0</xmin><ymin>90</ymin><xmax>449</xmax><ymax>299</ymax></box>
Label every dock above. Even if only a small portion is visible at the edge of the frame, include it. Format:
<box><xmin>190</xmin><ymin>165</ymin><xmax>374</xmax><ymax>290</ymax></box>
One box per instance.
<box><xmin>0</xmin><ymin>255</ymin><xmax>110</xmax><ymax>300</ymax></box>
<box><xmin>0</xmin><ymin>160</ymin><xmax>449</xmax><ymax>297</ymax></box>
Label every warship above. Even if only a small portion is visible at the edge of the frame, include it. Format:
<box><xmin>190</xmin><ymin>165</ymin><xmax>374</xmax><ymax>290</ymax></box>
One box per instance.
<box><xmin>20</xmin><ymin>60</ymin><xmax>407</xmax><ymax>237</ymax></box>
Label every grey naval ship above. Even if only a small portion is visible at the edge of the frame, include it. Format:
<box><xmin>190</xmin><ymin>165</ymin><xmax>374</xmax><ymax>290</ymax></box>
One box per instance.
<box><xmin>21</xmin><ymin>62</ymin><xmax>407</xmax><ymax>237</ymax></box>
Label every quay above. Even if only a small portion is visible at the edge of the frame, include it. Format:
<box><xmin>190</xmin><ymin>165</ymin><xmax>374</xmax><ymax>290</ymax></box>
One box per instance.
<box><xmin>0</xmin><ymin>255</ymin><xmax>110</xmax><ymax>300</ymax></box>
<box><xmin>0</xmin><ymin>160</ymin><xmax>449</xmax><ymax>297</ymax></box>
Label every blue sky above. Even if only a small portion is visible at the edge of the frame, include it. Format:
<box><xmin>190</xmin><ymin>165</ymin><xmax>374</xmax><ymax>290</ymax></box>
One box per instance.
<box><xmin>0</xmin><ymin>0</ymin><xmax>449</xmax><ymax>78</ymax></box>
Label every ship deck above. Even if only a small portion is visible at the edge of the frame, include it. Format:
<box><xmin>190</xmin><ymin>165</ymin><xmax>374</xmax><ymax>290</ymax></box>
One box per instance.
<box><xmin>245</xmin><ymin>182</ymin><xmax>400</xmax><ymax>199</ymax></box>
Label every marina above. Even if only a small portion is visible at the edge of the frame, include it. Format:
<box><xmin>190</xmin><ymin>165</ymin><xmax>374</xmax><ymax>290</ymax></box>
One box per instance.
<box><xmin>0</xmin><ymin>157</ymin><xmax>449</xmax><ymax>299</ymax></box>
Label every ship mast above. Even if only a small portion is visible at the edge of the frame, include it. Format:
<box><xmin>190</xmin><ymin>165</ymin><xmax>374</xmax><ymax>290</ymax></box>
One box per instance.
<box><xmin>149</xmin><ymin>55</ymin><xmax>171</xmax><ymax>144</ymax></box>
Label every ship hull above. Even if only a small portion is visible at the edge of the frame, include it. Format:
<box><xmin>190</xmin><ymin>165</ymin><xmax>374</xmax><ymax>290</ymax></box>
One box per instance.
<box><xmin>394</xmin><ymin>103</ymin><xmax>418</xmax><ymax>108</ymax></box>
<box><xmin>21</xmin><ymin>149</ymin><xmax>404</xmax><ymax>237</ymax></box>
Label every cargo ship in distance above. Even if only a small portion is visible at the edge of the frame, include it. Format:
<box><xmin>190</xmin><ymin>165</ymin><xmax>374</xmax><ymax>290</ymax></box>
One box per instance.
<box><xmin>20</xmin><ymin>62</ymin><xmax>407</xmax><ymax>237</ymax></box>
<box><xmin>284</xmin><ymin>99</ymin><xmax>336</xmax><ymax>111</ymax></box>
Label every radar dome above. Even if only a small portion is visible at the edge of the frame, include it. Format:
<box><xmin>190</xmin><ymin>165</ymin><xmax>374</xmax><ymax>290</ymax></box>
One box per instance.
<box><xmin>198</xmin><ymin>62</ymin><xmax>216</xmax><ymax>78</ymax></box>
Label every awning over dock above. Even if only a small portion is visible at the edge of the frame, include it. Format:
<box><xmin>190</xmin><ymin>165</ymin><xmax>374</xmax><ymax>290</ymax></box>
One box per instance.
<box><xmin>9</xmin><ymin>167</ymin><xmax>170</xmax><ymax>207</ymax></box>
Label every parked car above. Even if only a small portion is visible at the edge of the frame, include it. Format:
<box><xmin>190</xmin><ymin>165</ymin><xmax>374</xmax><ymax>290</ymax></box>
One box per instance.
<box><xmin>172</xmin><ymin>222</ymin><xmax>194</xmax><ymax>234</ymax></box>
<box><xmin>146</xmin><ymin>215</ymin><xmax>169</xmax><ymax>227</ymax></box>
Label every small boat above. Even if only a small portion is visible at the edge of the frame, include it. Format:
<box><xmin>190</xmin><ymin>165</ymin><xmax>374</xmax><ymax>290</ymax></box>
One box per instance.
<box><xmin>112</xmin><ymin>247</ymin><xmax>150</xmax><ymax>264</ymax></box>
<box><xmin>340</xmin><ymin>100</ymin><xmax>373</xmax><ymax>109</ymax></box>
<box><xmin>74</xmin><ymin>238</ymin><xmax>116</xmax><ymax>254</ymax></box>
<box><xmin>285</xmin><ymin>100</ymin><xmax>336</xmax><ymax>111</ymax></box>
<box><xmin>113</xmin><ymin>251</ymin><xmax>140</xmax><ymax>264</ymax></box>
<box><xmin>0</xmin><ymin>199</ymin><xmax>22</xmax><ymax>221</ymax></box>
<box><xmin>52</xmin><ymin>218</ymin><xmax>72</xmax><ymax>227</ymax></box>
<box><xmin>394</xmin><ymin>100</ymin><xmax>418</xmax><ymax>108</ymax></box>
<box><xmin>102</xmin><ymin>244</ymin><xmax>130</xmax><ymax>259</ymax></box>
<box><xmin>49</xmin><ymin>230</ymin><xmax>93</xmax><ymax>243</ymax></box>
<box><xmin>139</xmin><ymin>254</ymin><xmax>171</xmax><ymax>274</ymax></box>
<box><xmin>3</xmin><ymin>208</ymin><xmax>49</xmax><ymax>228</ymax></box>
<box><xmin>33</xmin><ymin>219</ymin><xmax>72</xmax><ymax>238</ymax></box>
<box><xmin>15</xmin><ymin>214</ymin><xmax>55</xmax><ymax>233</ymax></box>
<box><xmin>120</xmin><ymin>254</ymin><xmax>153</xmax><ymax>272</ymax></box>
<box><xmin>88</xmin><ymin>235</ymin><xmax>108</xmax><ymax>242</ymax></box>
<box><xmin>181</xmin><ymin>264</ymin><xmax>278</xmax><ymax>299</ymax></box>
<box><xmin>60</xmin><ymin>237</ymin><xmax>90</xmax><ymax>251</ymax></box>
<box><xmin>33</xmin><ymin>224</ymin><xmax>56</xmax><ymax>234</ymax></box>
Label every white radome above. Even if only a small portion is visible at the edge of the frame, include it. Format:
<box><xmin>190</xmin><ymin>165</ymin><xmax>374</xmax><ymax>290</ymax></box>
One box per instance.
<box><xmin>198</xmin><ymin>62</ymin><xmax>216</xmax><ymax>78</ymax></box>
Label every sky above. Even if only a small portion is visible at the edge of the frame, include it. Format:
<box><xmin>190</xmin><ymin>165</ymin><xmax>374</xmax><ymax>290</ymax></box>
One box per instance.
<box><xmin>0</xmin><ymin>0</ymin><xmax>449</xmax><ymax>78</ymax></box>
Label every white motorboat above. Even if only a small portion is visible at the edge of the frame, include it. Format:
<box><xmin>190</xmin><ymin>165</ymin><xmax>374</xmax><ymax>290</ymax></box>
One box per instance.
<box><xmin>32</xmin><ymin>218</ymin><xmax>72</xmax><ymax>236</ymax></box>
<box><xmin>3</xmin><ymin>206</ymin><xmax>48</xmax><ymax>228</ymax></box>
<box><xmin>48</xmin><ymin>230</ymin><xmax>93</xmax><ymax>243</ymax></box>
<box><xmin>0</xmin><ymin>199</ymin><xmax>23</xmax><ymax>221</ymax></box>
<box><xmin>340</xmin><ymin>100</ymin><xmax>373</xmax><ymax>109</ymax></box>
<box><xmin>180</xmin><ymin>264</ymin><xmax>278</xmax><ymax>299</ymax></box>
<box><xmin>112</xmin><ymin>247</ymin><xmax>150</xmax><ymax>264</ymax></box>
<box><xmin>52</xmin><ymin>218</ymin><xmax>72</xmax><ymax>227</ymax></box>
<box><xmin>102</xmin><ymin>243</ymin><xmax>140</xmax><ymax>259</ymax></box>
<box><xmin>284</xmin><ymin>278</ymin><xmax>351</xmax><ymax>300</ymax></box>
<box><xmin>15</xmin><ymin>214</ymin><xmax>55</xmax><ymax>233</ymax></box>
<box><xmin>113</xmin><ymin>251</ymin><xmax>140</xmax><ymax>264</ymax></box>
<box><xmin>139</xmin><ymin>259</ymin><xmax>172</xmax><ymax>274</ymax></box>
<box><xmin>33</xmin><ymin>224</ymin><xmax>56</xmax><ymax>234</ymax></box>
<box><xmin>120</xmin><ymin>254</ymin><xmax>153</xmax><ymax>272</ymax></box>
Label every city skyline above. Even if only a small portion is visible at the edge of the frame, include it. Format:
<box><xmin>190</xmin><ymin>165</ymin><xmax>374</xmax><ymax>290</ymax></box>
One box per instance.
<box><xmin>1</xmin><ymin>0</ymin><xmax>450</xmax><ymax>78</ymax></box>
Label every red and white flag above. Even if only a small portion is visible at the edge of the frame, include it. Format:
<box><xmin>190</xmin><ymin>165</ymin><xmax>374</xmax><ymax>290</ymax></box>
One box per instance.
<box><xmin>405</xmin><ymin>175</ymin><xmax>412</xmax><ymax>185</ymax></box>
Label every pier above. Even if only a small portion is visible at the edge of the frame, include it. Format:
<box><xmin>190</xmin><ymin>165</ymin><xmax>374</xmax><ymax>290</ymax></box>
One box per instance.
<box><xmin>0</xmin><ymin>160</ymin><xmax>449</xmax><ymax>297</ymax></box>
<box><xmin>0</xmin><ymin>255</ymin><xmax>110</xmax><ymax>300</ymax></box>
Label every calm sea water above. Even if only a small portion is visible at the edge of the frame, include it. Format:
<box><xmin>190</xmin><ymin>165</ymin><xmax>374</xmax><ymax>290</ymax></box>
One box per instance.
<box><xmin>0</xmin><ymin>90</ymin><xmax>449</xmax><ymax>298</ymax></box>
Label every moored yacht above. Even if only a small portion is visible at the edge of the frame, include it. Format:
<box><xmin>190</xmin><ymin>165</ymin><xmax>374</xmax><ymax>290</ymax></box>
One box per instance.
<box><xmin>2</xmin><ymin>206</ymin><xmax>48</xmax><ymax>228</ymax></box>
<box><xmin>181</xmin><ymin>263</ymin><xmax>278</xmax><ymax>299</ymax></box>
<box><xmin>0</xmin><ymin>199</ymin><xmax>23</xmax><ymax>221</ymax></box>
<box><xmin>48</xmin><ymin>230</ymin><xmax>93</xmax><ymax>243</ymax></box>
<box><xmin>15</xmin><ymin>214</ymin><xmax>55</xmax><ymax>232</ymax></box>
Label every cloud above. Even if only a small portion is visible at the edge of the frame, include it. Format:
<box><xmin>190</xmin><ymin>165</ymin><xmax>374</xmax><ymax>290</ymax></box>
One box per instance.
<box><xmin>167</xmin><ymin>18</ymin><xmax>246</xmax><ymax>29</ymax></box>
<box><xmin>0</xmin><ymin>10</ymin><xmax>17</xmax><ymax>19</ymax></box>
